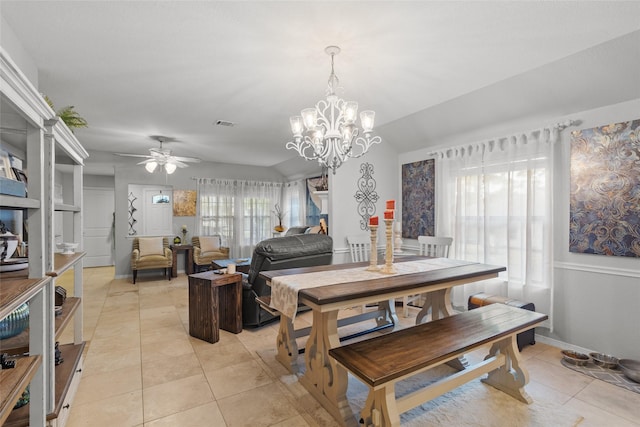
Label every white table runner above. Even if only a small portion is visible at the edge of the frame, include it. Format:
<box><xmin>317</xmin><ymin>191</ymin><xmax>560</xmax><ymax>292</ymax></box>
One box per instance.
<box><xmin>270</xmin><ymin>258</ymin><xmax>470</xmax><ymax>320</ymax></box>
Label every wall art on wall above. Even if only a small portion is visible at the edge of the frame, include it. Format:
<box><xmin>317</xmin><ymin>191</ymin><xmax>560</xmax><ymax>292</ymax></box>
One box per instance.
<box><xmin>570</xmin><ymin>119</ymin><xmax>640</xmax><ymax>257</ymax></box>
<box><xmin>128</xmin><ymin>192</ymin><xmax>138</xmax><ymax>235</ymax></box>
<box><xmin>401</xmin><ymin>159</ymin><xmax>435</xmax><ymax>239</ymax></box>
<box><xmin>354</xmin><ymin>163</ymin><xmax>379</xmax><ymax>230</ymax></box>
<box><xmin>306</xmin><ymin>176</ymin><xmax>329</xmax><ymax>228</ymax></box>
<box><xmin>173</xmin><ymin>190</ymin><xmax>197</xmax><ymax>216</ymax></box>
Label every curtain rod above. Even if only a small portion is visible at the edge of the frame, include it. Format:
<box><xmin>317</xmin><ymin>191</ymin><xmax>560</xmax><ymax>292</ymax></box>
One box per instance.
<box><xmin>427</xmin><ymin>119</ymin><xmax>580</xmax><ymax>159</ymax></box>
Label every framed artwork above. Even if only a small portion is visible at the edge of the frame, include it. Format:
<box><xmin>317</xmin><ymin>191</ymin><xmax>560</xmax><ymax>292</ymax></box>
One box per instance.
<box><xmin>401</xmin><ymin>159</ymin><xmax>435</xmax><ymax>239</ymax></box>
<box><xmin>570</xmin><ymin>119</ymin><xmax>640</xmax><ymax>257</ymax></box>
<box><xmin>173</xmin><ymin>190</ymin><xmax>197</xmax><ymax>216</ymax></box>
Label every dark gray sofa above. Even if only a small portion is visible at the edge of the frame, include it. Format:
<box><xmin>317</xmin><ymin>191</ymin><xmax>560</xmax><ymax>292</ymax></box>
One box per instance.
<box><xmin>242</xmin><ymin>234</ymin><xmax>333</xmax><ymax>328</ymax></box>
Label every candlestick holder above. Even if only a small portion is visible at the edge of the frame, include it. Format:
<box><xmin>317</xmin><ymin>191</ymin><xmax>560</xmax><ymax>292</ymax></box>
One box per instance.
<box><xmin>381</xmin><ymin>219</ymin><xmax>396</xmax><ymax>274</ymax></box>
<box><xmin>366</xmin><ymin>225</ymin><xmax>379</xmax><ymax>271</ymax></box>
<box><xmin>394</xmin><ymin>222</ymin><xmax>403</xmax><ymax>254</ymax></box>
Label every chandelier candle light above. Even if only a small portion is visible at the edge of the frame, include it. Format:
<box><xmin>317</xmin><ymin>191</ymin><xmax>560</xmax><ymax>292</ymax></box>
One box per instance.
<box><xmin>287</xmin><ymin>46</ymin><xmax>381</xmax><ymax>173</ymax></box>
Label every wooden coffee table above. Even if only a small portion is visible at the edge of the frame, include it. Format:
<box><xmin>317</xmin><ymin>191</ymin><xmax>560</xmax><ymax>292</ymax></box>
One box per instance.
<box><xmin>211</xmin><ymin>258</ymin><xmax>251</xmax><ymax>273</ymax></box>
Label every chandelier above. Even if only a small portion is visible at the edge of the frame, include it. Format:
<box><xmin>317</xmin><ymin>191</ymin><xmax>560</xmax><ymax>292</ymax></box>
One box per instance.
<box><xmin>286</xmin><ymin>46</ymin><xmax>381</xmax><ymax>173</ymax></box>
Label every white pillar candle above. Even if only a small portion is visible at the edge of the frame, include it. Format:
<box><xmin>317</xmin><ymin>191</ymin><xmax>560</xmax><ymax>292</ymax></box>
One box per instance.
<box><xmin>227</xmin><ymin>263</ymin><xmax>236</xmax><ymax>274</ymax></box>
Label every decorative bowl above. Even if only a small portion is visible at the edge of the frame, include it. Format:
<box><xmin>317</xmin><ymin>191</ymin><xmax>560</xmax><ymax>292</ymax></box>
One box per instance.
<box><xmin>56</xmin><ymin>242</ymin><xmax>79</xmax><ymax>254</ymax></box>
<box><xmin>618</xmin><ymin>359</ymin><xmax>640</xmax><ymax>383</ymax></box>
<box><xmin>0</xmin><ymin>232</ymin><xmax>19</xmax><ymax>261</ymax></box>
<box><xmin>561</xmin><ymin>350</ymin><xmax>590</xmax><ymax>366</ymax></box>
<box><xmin>589</xmin><ymin>352</ymin><xmax>619</xmax><ymax>369</ymax></box>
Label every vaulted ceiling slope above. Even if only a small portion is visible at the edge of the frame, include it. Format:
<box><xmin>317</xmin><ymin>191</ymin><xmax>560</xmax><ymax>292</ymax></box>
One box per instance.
<box><xmin>1</xmin><ymin>1</ymin><xmax>639</xmax><ymax>174</ymax></box>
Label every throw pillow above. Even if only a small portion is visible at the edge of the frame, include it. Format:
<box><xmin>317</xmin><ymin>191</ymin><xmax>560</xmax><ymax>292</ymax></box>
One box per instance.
<box><xmin>138</xmin><ymin>237</ymin><xmax>164</xmax><ymax>256</ymax></box>
<box><xmin>200</xmin><ymin>236</ymin><xmax>220</xmax><ymax>253</ymax></box>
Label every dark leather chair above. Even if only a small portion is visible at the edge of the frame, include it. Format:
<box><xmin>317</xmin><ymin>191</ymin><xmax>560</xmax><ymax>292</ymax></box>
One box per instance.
<box><xmin>242</xmin><ymin>234</ymin><xmax>333</xmax><ymax>328</ymax></box>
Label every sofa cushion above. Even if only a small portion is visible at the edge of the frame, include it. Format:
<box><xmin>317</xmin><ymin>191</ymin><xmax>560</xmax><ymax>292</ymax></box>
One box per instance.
<box><xmin>200</xmin><ymin>236</ymin><xmax>221</xmax><ymax>253</ymax></box>
<box><xmin>138</xmin><ymin>237</ymin><xmax>164</xmax><ymax>257</ymax></box>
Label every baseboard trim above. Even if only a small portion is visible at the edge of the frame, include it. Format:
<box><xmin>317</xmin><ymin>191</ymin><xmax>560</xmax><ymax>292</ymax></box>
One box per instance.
<box><xmin>535</xmin><ymin>334</ymin><xmax>594</xmax><ymax>355</ymax></box>
<box><xmin>554</xmin><ymin>261</ymin><xmax>640</xmax><ymax>278</ymax></box>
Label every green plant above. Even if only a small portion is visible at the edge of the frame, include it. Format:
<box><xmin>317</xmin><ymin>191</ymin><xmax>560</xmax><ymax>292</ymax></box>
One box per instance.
<box><xmin>44</xmin><ymin>96</ymin><xmax>88</xmax><ymax>131</ymax></box>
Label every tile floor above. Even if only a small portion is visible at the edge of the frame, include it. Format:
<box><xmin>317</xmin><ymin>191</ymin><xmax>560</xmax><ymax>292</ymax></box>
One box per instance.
<box><xmin>55</xmin><ymin>267</ymin><xmax>640</xmax><ymax>426</ymax></box>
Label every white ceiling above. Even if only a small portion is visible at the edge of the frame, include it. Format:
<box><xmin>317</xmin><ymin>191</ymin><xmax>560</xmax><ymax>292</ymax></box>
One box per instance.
<box><xmin>1</xmin><ymin>1</ymin><xmax>639</xmax><ymax>176</ymax></box>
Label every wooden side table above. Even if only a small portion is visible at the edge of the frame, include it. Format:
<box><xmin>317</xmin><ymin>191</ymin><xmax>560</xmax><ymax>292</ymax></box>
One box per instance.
<box><xmin>170</xmin><ymin>244</ymin><xmax>193</xmax><ymax>277</ymax></box>
<box><xmin>188</xmin><ymin>271</ymin><xmax>243</xmax><ymax>343</ymax></box>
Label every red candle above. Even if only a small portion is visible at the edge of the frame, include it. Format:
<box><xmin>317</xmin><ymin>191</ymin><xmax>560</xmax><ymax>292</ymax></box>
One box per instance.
<box><xmin>384</xmin><ymin>210</ymin><xmax>394</xmax><ymax>220</ymax></box>
<box><xmin>369</xmin><ymin>216</ymin><xmax>379</xmax><ymax>226</ymax></box>
<box><xmin>386</xmin><ymin>200</ymin><xmax>395</xmax><ymax>210</ymax></box>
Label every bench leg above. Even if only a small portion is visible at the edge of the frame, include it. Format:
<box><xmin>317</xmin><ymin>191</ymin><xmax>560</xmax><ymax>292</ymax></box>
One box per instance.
<box><xmin>276</xmin><ymin>315</ymin><xmax>299</xmax><ymax>373</ymax></box>
<box><xmin>363</xmin><ymin>386</ymin><xmax>400</xmax><ymax>427</ymax></box>
<box><xmin>482</xmin><ymin>336</ymin><xmax>533</xmax><ymax>404</ymax></box>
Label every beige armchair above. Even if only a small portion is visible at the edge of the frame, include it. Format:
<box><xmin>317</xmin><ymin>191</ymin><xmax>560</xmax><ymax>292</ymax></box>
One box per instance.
<box><xmin>131</xmin><ymin>237</ymin><xmax>173</xmax><ymax>284</ymax></box>
<box><xmin>192</xmin><ymin>235</ymin><xmax>230</xmax><ymax>272</ymax></box>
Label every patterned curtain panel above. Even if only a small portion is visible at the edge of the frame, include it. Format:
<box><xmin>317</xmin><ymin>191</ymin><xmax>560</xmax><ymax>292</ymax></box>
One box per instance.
<box><xmin>434</xmin><ymin>126</ymin><xmax>563</xmax><ymax>331</ymax></box>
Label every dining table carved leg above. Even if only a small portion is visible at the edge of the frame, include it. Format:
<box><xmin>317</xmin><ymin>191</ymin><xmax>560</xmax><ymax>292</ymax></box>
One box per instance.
<box><xmin>376</xmin><ymin>299</ymin><xmax>399</xmax><ymax>328</ymax></box>
<box><xmin>276</xmin><ymin>316</ymin><xmax>298</xmax><ymax>373</ymax></box>
<box><xmin>415</xmin><ymin>288</ymin><xmax>469</xmax><ymax>370</ymax></box>
<box><xmin>300</xmin><ymin>309</ymin><xmax>358</xmax><ymax>426</ymax></box>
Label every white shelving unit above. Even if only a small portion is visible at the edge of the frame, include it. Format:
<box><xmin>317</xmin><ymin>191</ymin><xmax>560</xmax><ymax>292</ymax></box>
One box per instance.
<box><xmin>1</xmin><ymin>47</ymin><xmax>88</xmax><ymax>427</ymax></box>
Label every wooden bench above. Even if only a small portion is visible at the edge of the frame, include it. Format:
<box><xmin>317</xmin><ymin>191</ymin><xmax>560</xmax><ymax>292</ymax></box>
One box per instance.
<box><xmin>329</xmin><ymin>304</ymin><xmax>548</xmax><ymax>427</ymax></box>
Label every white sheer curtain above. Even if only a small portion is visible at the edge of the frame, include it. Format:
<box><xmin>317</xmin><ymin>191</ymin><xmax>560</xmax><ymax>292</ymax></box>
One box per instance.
<box><xmin>196</xmin><ymin>178</ymin><xmax>283</xmax><ymax>258</ymax></box>
<box><xmin>282</xmin><ymin>179</ymin><xmax>306</xmax><ymax>228</ymax></box>
<box><xmin>435</xmin><ymin>126</ymin><xmax>560</xmax><ymax>331</ymax></box>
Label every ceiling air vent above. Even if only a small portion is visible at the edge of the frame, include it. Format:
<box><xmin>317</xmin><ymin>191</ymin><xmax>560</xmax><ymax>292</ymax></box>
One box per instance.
<box><xmin>215</xmin><ymin>120</ymin><xmax>236</xmax><ymax>127</ymax></box>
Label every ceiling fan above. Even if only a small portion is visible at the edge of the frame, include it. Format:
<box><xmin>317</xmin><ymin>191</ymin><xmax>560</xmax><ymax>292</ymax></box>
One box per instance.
<box><xmin>114</xmin><ymin>135</ymin><xmax>200</xmax><ymax>174</ymax></box>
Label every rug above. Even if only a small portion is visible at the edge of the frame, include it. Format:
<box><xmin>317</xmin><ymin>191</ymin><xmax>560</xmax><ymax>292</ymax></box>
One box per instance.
<box><xmin>561</xmin><ymin>359</ymin><xmax>640</xmax><ymax>394</ymax></box>
<box><xmin>345</xmin><ymin>365</ymin><xmax>584</xmax><ymax>427</ymax></box>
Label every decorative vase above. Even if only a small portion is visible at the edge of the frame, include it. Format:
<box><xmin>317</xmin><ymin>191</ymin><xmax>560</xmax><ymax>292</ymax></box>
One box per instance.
<box><xmin>173</xmin><ymin>236</ymin><xmax>182</xmax><ymax>245</ymax></box>
<box><xmin>274</xmin><ymin>223</ymin><xmax>285</xmax><ymax>233</ymax></box>
<box><xmin>0</xmin><ymin>302</ymin><xmax>29</xmax><ymax>339</ymax></box>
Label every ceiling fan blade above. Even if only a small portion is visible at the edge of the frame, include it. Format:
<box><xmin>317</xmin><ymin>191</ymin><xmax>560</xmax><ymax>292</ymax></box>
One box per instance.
<box><xmin>171</xmin><ymin>159</ymin><xmax>189</xmax><ymax>168</ymax></box>
<box><xmin>114</xmin><ymin>153</ymin><xmax>152</xmax><ymax>158</ymax></box>
<box><xmin>136</xmin><ymin>158</ymin><xmax>157</xmax><ymax>165</ymax></box>
<box><xmin>172</xmin><ymin>156</ymin><xmax>201</xmax><ymax>163</ymax></box>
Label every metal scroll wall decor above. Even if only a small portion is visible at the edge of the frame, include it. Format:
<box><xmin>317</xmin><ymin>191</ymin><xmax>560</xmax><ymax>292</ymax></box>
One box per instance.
<box><xmin>570</xmin><ymin>119</ymin><xmax>640</xmax><ymax>257</ymax></box>
<box><xmin>354</xmin><ymin>162</ymin><xmax>379</xmax><ymax>230</ymax></box>
<box><xmin>128</xmin><ymin>192</ymin><xmax>138</xmax><ymax>235</ymax></box>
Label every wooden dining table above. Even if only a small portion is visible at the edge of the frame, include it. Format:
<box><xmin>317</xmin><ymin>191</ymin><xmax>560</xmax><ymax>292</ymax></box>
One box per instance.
<box><xmin>260</xmin><ymin>256</ymin><xmax>506</xmax><ymax>427</ymax></box>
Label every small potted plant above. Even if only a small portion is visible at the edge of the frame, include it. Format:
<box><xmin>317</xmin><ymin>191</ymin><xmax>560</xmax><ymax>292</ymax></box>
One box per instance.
<box><xmin>273</xmin><ymin>203</ymin><xmax>286</xmax><ymax>233</ymax></box>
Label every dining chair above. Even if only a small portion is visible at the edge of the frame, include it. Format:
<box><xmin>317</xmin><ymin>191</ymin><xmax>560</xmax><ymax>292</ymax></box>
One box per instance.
<box><xmin>347</xmin><ymin>234</ymin><xmax>371</xmax><ymax>262</ymax></box>
<box><xmin>403</xmin><ymin>236</ymin><xmax>453</xmax><ymax>317</ymax></box>
<box><xmin>347</xmin><ymin>234</ymin><xmax>373</xmax><ymax>311</ymax></box>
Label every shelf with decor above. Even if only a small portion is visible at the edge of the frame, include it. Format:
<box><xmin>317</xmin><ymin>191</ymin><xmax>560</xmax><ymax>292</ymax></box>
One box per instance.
<box><xmin>0</xmin><ymin>296</ymin><xmax>81</xmax><ymax>355</ymax></box>
<box><xmin>1</xmin><ymin>46</ymin><xmax>53</xmax><ymax>426</ymax></box>
<box><xmin>1</xmin><ymin>46</ymin><xmax>88</xmax><ymax>426</ymax></box>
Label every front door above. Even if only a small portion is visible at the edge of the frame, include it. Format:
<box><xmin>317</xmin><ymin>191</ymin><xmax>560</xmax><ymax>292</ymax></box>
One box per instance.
<box><xmin>83</xmin><ymin>187</ymin><xmax>115</xmax><ymax>267</ymax></box>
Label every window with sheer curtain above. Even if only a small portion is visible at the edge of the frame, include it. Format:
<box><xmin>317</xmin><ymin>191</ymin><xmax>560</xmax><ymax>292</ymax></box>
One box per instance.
<box><xmin>196</xmin><ymin>178</ymin><xmax>284</xmax><ymax>258</ymax></box>
<box><xmin>435</xmin><ymin>126</ymin><xmax>562</xmax><ymax>330</ymax></box>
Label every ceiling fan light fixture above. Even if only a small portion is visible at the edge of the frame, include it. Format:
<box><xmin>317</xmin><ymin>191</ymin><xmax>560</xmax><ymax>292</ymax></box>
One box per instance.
<box><xmin>145</xmin><ymin>161</ymin><xmax>158</xmax><ymax>173</ymax></box>
<box><xmin>164</xmin><ymin>162</ymin><xmax>177</xmax><ymax>174</ymax></box>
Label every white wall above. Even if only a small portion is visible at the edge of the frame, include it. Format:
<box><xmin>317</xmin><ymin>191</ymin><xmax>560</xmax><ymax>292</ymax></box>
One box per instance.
<box><xmin>328</xmin><ymin>141</ymin><xmax>399</xmax><ymax>264</ymax></box>
<box><xmin>113</xmin><ymin>158</ymin><xmax>287</xmax><ymax>278</ymax></box>
<box><xmin>397</xmin><ymin>98</ymin><xmax>640</xmax><ymax>359</ymax></box>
